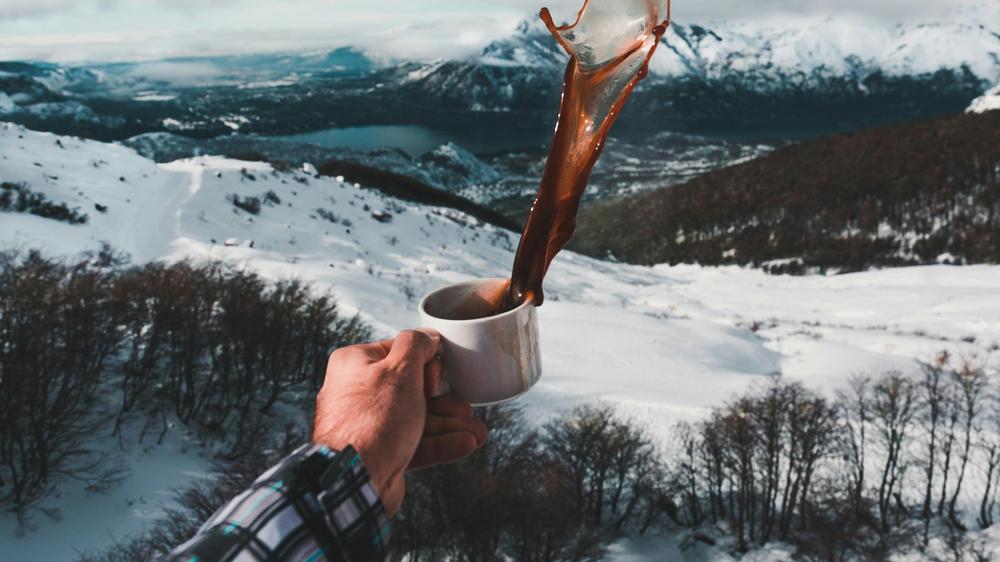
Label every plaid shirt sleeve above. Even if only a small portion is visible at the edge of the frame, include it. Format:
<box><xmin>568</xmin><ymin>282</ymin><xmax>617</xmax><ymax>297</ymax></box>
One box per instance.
<box><xmin>165</xmin><ymin>443</ymin><xmax>391</xmax><ymax>562</ymax></box>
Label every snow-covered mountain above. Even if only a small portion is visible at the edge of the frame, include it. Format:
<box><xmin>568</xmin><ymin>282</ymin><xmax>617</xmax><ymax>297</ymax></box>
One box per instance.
<box><xmin>651</xmin><ymin>6</ymin><xmax>1000</xmax><ymax>84</ymax></box>
<box><xmin>401</xmin><ymin>4</ymin><xmax>1000</xmax><ymax>122</ymax></box>
<box><xmin>392</xmin><ymin>19</ymin><xmax>564</xmax><ymax>112</ymax></box>
<box><xmin>3</xmin><ymin>122</ymin><xmax>1000</xmax><ymax>559</ymax></box>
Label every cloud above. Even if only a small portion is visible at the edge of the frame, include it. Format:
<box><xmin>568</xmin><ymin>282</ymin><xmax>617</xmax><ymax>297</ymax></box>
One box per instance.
<box><xmin>0</xmin><ymin>0</ymin><xmax>80</xmax><ymax>20</ymax></box>
<box><xmin>3</xmin><ymin>0</ymin><xmax>985</xmax><ymax>23</ymax></box>
<box><xmin>672</xmin><ymin>0</ymin><xmax>985</xmax><ymax>21</ymax></box>
<box><xmin>0</xmin><ymin>0</ymin><xmax>237</xmax><ymax>21</ymax></box>
<box><xmin>349</xmin><ymin>17</ymin><xmax>521</xmax><ymax>61</ymax></box>
<box><xmin>0</xmin><ymin>0</ymin><xmax>992</xmax><ymax>63</ymax></box>
<box><xmin>507</xmin><ymin>0</ymin><xmax>989</xmax><ymax>23</ymax></box>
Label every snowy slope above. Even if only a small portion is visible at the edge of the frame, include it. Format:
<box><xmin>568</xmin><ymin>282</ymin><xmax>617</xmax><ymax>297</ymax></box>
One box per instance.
<box><xmin>3</xmin><ymin>123</ymin><xmax>1000</xmax><ymax>559</ymax></box>
<box><xmin>476</xmin><ymin>19</ymin><xmax>567</xmax><ymax>69</ymax></box>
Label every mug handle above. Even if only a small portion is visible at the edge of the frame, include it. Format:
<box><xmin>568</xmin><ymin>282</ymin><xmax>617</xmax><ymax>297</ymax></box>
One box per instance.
<box><xmin>431</xmin><ymin>378</ymin><xmax>453</xmax><ymax>398</ymax></box>
<box><xmin>430</xmin><ymin>350</ymin><xmax>452</xmax><ymax>398</ymax></box>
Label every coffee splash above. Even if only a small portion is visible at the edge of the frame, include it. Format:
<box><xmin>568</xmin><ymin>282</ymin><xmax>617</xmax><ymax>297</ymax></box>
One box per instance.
<box><xmin>499</xmin><ymin>0</ymin><xmax>670</xmax><ymax>311</ymax></box>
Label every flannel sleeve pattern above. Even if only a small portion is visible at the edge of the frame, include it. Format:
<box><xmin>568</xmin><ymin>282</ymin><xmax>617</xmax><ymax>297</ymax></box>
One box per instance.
<box><xmin>165</xmin><ymin>444</ymin><xmax>391</xmax><ymax>562</ymax></box>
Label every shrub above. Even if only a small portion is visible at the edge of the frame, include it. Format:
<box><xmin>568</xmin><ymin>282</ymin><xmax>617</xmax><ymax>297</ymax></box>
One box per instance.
<box><xmin>315</xmin><ymin>208</ymin><xmax>339</xmax><ymax>223</ymax></box>
<box><xmin>0</xmin><ymin>249</ymin><xmax>371</xmax><ymax>513</ymax></box>
<box><xmin>0</xmin><ymin>181</ymin><xmax>88</xmax><ymax>224</ymax></box>
<box><xmin>394</xmin><ymin>404</ymin><xmax>665</xmax><ymax>562</ymax></box>
<box><xmin>263</xmin><ymin>190</ymin><xmax>281</xmax><ymax>205</ymax></box>
<box><xmin>109</xmin><ymin>261</ymin><xmax>371</xmax><ymax>456</ymax></box>
<box><xmin>0</xmin><ymin>250</ymin><xmax>120</xmax><ymax>513</ymax></box>
<box><xmin>231</xmin><ymin>194</ymin><xmax>261</xmax><ymax>215</ymax></box>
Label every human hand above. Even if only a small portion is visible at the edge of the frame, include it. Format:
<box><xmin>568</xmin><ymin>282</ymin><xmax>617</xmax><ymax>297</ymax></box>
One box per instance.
<box><xmin>313</xmin><ymin>329</ymin><xmax>488</xmax><ymax>516</ymax></box>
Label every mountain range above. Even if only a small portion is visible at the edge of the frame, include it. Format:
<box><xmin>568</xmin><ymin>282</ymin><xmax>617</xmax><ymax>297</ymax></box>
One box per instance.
<box><xmin>1</xmin><ymin>5</ymin><xmax>998</xmax><ymax>142</ymax></box>
<box><xmin>398</xmin><ymin>4</ymin><xmax>1000</xmax><ymax>131</ymax></box>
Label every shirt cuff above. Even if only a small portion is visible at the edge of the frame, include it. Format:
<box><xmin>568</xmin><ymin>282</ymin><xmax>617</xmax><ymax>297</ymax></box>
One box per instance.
<box><xmin>167</xmin><ymin>443</ymin><xmax>391</xmax><ymax>562</ymax></box>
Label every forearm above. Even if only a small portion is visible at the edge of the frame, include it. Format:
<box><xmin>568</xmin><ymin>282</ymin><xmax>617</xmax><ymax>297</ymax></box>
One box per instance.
<box><xmin>166</xmin><ymin>444</ymin><xmax>390</xmax><ymax>562</ymax></box>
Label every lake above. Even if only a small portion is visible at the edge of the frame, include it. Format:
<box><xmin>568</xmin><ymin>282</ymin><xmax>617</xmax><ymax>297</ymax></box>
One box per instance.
<box><xmin>279</xmin><ymin>124</ymin><xmax>550</xmax><ymax>157</ymax></box>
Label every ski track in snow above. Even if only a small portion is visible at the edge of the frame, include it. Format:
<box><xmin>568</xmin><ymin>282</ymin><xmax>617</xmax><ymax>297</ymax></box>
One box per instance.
<box><xmin>2</xmin><ymin>122</ymin><xmax>1000</xmax><ymax>560</ymax></box>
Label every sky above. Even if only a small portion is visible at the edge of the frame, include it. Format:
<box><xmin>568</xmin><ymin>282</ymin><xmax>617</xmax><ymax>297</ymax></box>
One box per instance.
<box><xmin>0</xmin><ymin>0</ymin><xmax>986</xmax><ymax>63</ymax></box>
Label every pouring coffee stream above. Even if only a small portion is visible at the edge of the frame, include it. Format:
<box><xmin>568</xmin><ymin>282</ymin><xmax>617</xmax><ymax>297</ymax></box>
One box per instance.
<box><xmin>497</xmin><ymin>0</ymin><xmax>671</xmax><ymax>312</ymax></box>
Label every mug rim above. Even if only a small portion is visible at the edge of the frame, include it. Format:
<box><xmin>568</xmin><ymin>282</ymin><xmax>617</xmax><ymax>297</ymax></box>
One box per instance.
<box><xmin>419</xmin><ymin>277</ymin><xmax>534</xmax><ymax>325</ymax></box>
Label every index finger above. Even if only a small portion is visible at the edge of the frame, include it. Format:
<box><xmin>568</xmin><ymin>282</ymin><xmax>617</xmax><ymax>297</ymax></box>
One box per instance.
<box><xmin>329</xmin><ymin>339</ymin><xmax>393</xmax><ymax>366</ymax></box>
<box><xmin>383</xmin><ymin>328</ymin><xmax>441</xmax><ymax>372</ymax></box>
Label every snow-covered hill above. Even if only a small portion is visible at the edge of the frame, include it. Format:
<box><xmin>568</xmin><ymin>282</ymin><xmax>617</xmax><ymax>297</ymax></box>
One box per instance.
<box><xmin>3</xmin><ymin>122</ymin><xmax>1000</xmax><ymax>559</ymax></box>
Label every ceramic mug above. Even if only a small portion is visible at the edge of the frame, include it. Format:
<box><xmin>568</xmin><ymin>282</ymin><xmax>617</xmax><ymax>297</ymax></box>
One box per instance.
<box><xmin>418</xmin><ymin>278</ymin><xmax>542</xmax><ymax>406</ymax></box>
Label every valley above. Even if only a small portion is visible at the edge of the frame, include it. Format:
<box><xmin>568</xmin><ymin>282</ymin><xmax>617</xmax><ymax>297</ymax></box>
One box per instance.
<box><xmin>2</xmin><ymin>122</ymin><xmax>999</xmax><ymax>559</ymax></box>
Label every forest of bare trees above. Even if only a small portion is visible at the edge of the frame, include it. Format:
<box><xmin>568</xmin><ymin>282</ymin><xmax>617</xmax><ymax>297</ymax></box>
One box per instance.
<box><xmin>376</xmin><ymin>361</ymin><xmax>1000</xmax><ymax>561</ymax></box>
<box><xmin>0</xmin><ymin>248</ymin><xmax>370</xmax><ymax>524</ymax></box>
<box><xmin>668</xmin><ymin>359</ymin><xmax>1000</xmax><ymax>560</ymax></box>
<box><xmin>88</xmin><ymin>359</ymin><xmax>1000</xmax><ymax>561</ymax></box>
<box><xmin>574</xmin><ymin>111</ymin><xmax>1000</xmax><ymax>274</ymax></box>
<box><xmin>5</xmin><ymin>247</ymin><xmax>1000</xmax><ymax>560</ymax></box>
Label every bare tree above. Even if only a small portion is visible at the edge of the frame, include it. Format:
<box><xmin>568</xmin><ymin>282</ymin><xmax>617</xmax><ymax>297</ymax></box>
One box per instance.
<box><xmin>870</xmin><ymin>372</ymin><xmax>917</xmax><ymax>533</ymax></box>
<box><xmin>111</xmin><ymin>264</ymin><xmax>169</xmax><ymax>439</ymax></box>
<box><xmin>938</xmin><ymin>374</ymin><xmax>960</xmax><ymax>516</ymax></box>
<box><xmin>783</xmin><ymin>385</ymin><xmax>837</xmax><ymax>537</ymax></box>
<box><xmin>978</xmin><ymin>381</ymin><xmax>1000</xmax><ymax>529</ymax></box>
<box><xmin>838</xmin><ymin>375</ymin><xmax>872</xmax><ymax>521</ymax></box>
<box><xmin>753</xmin><ymin>380</ymin><xmax>787</xmax><ymax>543</ymax></box>
<box><xmin>0</xmin><ymin>252</ymin><xmax>121</xmax><ymax>511</ymax></box>
<box><xmin>918</xmin><ymin>354</ymin><xmax>949</xmax><ymax>544</ymax></box>
<box><xmin>671</xmin><ymin>422</ymin><xmax>703</xmax><ymax>527</ymax></box>
<box><xmin>947</xmin><ymin>360</ymin><xmax>987</xmax><ymax>528</ymax></box>
<box><xmin>541</xmin><ymin>404</ymin><xmax>661</xmax><ymax>534</ymax></box>
<box><xmin>699</xmin><ymin>413</ymin><xmax>727</xmax><ymax>524</ymax></box>
<box><xmin>717</xmin><ymin>396</ymin><xmax>758</xmax><ymax>551</ymax></box>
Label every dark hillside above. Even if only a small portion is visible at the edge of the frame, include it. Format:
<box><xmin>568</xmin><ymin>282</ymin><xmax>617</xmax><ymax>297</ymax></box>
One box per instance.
<box><xmin>316</xmin><ymin>160</ymin><xmax>522</xmax><ymax>232</ymax></box>
<box><xmin>572</xmin><ymin>111</ymin><xmax>1000</xmax><ymax>273</ymax></box>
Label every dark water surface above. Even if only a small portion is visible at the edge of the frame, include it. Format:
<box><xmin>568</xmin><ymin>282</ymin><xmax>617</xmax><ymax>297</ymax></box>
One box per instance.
<box><xmin>279</xmin><ymin>124</ymin><xmax>551</xmax><ymax>157</ymax></box>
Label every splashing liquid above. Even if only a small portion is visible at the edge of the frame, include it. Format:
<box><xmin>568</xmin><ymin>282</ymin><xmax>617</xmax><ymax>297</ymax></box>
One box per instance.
<box><xmin>498</xmin><ymin>0</ymin><xmax>671</xmax><ymax>311</ymax></box>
